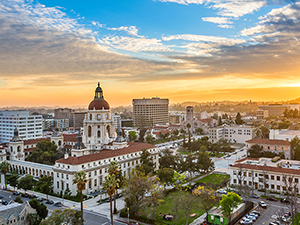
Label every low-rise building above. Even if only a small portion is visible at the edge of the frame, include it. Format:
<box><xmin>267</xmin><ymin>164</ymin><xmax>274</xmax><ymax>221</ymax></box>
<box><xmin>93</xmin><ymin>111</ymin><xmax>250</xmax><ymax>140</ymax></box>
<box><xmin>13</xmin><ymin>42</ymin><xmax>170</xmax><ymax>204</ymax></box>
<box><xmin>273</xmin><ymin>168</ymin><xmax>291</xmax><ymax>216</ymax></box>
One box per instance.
<box><xmin>230</xmin><ymin>157</ymin><xmax>300</xmax><ymax>194</ymax></box>
<box><xmin>269</xmin><ymin>129</ymin><xmax>300</xmax><ymax>141</ymax></box>
<box><xmin>0</xmin><ymin>202</ymin><xmax>36</xmax><ymax>225</ymax></box>
<box><xmin>245</xmin><ymin>138</ymin><xmax>291</xmax><ymax>159</ymax></box>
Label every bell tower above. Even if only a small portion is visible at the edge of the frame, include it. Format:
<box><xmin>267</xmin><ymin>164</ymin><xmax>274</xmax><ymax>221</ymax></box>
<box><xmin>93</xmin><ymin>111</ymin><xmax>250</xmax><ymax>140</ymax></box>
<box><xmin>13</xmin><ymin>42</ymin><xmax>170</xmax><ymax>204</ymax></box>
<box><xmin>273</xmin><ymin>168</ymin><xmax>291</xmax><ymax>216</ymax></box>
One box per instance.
<box><xmin>9</xmin><ymin>127</ymin><xmax>24</xmax><ymax>161</ymax></box>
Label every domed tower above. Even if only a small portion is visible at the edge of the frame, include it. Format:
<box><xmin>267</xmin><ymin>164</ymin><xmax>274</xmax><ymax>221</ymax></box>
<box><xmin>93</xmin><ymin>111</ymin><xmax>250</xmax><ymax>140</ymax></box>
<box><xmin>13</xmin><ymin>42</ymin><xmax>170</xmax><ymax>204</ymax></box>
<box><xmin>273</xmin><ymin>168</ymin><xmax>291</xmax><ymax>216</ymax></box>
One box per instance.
<box><xmin>51</xmin><ymin>126</ymin><xmax>63</xmax><ymax>148</ymax></box>
<box><xmin>9</xmin><ymin>127</ymin><xmax>24</xmax><ymax>161</ymax></box>
<box><xmin>83</xmin><ymin>82</ymin><xmax>115</xmax><ymax>151</ymax></box>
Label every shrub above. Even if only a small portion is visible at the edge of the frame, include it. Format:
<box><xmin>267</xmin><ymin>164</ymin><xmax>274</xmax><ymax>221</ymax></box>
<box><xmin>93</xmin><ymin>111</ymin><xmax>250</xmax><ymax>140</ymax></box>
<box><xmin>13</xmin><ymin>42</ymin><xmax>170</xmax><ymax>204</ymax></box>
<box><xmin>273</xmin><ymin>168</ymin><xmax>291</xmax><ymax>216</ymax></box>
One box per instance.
<box><xmin>120</xmin><ymin>208</ymin><xmax>128</xmax><ymax>218</ymax></box>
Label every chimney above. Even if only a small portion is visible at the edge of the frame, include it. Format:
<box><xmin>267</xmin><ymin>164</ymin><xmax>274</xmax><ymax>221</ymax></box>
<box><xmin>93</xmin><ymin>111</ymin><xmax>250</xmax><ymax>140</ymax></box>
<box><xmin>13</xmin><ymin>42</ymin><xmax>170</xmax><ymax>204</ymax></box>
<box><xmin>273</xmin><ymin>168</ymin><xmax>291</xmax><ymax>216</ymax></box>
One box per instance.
<box><xmin>64</xmin><ymin>153</ymin><xmax>68</xmax><ymax>159</ymax></box>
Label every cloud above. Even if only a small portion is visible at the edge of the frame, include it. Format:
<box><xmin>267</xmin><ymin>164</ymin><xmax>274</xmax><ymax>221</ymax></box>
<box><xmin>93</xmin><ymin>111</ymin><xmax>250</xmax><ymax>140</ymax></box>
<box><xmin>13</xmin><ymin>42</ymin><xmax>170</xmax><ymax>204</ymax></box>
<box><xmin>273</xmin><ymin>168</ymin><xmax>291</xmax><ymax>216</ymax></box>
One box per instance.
<box><xmin>202</xmin><ymin>17</ymin><xmax>233</xmax><ymax>24</ymax></box>
<box><xmin>218</xmin><ymin>24</ymin><xmax>234</xmax><ymax>28</ymax></box>
<box><xmin>107</xmin><ymin>26</ymin><xmax>140</xmax><ymax>36</ymax></box>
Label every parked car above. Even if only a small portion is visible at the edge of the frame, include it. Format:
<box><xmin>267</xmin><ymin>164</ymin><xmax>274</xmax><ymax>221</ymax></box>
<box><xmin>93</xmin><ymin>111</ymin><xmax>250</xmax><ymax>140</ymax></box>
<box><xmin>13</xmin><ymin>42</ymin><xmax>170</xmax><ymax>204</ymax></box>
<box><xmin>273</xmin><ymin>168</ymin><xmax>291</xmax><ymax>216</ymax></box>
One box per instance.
<box><xmin>12</xmin><ymin>192</ymin><xmax>20</xmax><ymax>195</ymax></box>
<box><xmin>245</xmin><ymin>215</ymin><xmax>257</xmax><ymax>221</ymax></box>
<box><xmin>2</xmin><ymin>201</ymin><xmax>8</xmax><ymax>205</ymax></box>
<box><xmin>21</xmin><ymin>193</ymin><xmax>29</xmax><ymax>198</ymax></box>
<box><xmin>240</xmin><ymin>219</ymin><xmax>253</xmax><ymax>224</ymax></box>
<box><xmin>259</xmin><ymin>201</ymin><xmax>267</xmax><ymax>208</ymax></box>
<box><xmin>216</xmin><ymin>189</ymin><xmax>227</xmax><ymax>195</ymax></box>
<box><xmin>37</xmin><ymin>198</ymin><xmax>43</xmax><ymax>202</ymax></box>
<box><xmin>29</xmin><ymin>194</ymin><xmax>37</xmax><ymax>199</ymax></box>
<box><xmin>249</xmin><ymin>213</ymin><xmax>258</xmax><ymax>218</ymax></box>
<box><xmin>251</xmin><ymin>211</ymin><xmax>261</xmax><ymax>216</ymax></box>
<box><xmin>281</xmin><ymin>216</ymin><xmax>287</xmax><ymax>222</ymax></box>
<box><xmin>271</xmin><ymin>221</ymin><xmax>281</xmax><ymax>225</ymax></box>
<box><xmin>266</xmin><ymin>196</ymin><xmax>277</xmax><ymax>201</ymax></box>
<box><xmin>284</xmin><ymin>211</ymin><xmax>291</xmax><ymax>217</ymax></box>
<box><xmin>45</xmin><ymin>200</ymin><xmax>54</xmax><ymax>204</ymax></box>
<box><xmin>281</xmin><ymin>198</ymin><xmax>290</xmax><ymax>204</ymax></box>
<box><xmin>249</xmin><ymin>194</ymin><xmax>259</xmax><ymax>199</ymax></box>
<box><xmin>54</xmin><ymin>202</ymin><xmax>63</xmax><ymax>207</ymax></box>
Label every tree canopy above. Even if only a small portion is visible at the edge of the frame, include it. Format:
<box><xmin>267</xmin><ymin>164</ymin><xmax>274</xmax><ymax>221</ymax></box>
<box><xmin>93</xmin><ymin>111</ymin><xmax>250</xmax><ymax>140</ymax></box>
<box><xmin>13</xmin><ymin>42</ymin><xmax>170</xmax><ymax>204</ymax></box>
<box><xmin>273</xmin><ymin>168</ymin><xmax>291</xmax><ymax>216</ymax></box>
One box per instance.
<box><xmin>41</xmin><ymin>209</ymin><xmax>83</xmax><ymax>225</ymax></box>
<box><xmin>235</xmin><ymin>112</ymin><xmax>244</xmax><ymax>125</ymax></box>
<box><xmin>138</xmin><ymin>149</ymin><xmax>155</xmax><ymax>175</ymax></box>
<box><xmin>17</xmin><ymin>174</ymin><xmax>34</xmax><ymax>193</ymax></box>
<box><xmin>220</xmin><ymin>192</ymin><xmax>242</xmax><ymax>217</ymax></box>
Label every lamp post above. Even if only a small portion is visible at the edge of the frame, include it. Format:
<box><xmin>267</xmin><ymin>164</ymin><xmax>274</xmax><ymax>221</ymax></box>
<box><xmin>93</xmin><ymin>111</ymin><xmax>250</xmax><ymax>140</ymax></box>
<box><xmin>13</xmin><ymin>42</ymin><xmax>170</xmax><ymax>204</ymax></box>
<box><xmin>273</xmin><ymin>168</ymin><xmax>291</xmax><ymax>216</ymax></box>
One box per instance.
<box><xmin>127</xmin><ymin>208</ymin><xmax>129</xmax><ymax>224</ymax></box>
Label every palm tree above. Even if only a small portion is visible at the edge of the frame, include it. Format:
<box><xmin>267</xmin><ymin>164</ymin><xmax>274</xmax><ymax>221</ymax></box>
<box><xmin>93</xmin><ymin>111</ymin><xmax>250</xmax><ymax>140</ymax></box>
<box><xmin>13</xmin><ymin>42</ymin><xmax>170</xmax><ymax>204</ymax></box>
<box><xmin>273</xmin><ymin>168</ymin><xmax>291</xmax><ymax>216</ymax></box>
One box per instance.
<box><xmin>186</xmin><ymin>123</ymin><xmax>191</xmax><ymax>151</ymax></box>
<box><xmin>72</xmin><ymin>171</ymin><xmax>88</xmax><ymax>219</ymax></box>
<box><xmin>108</xmin><ymin>161</ymin><xmax>120</xmax><ymax>211</ymax></box>
<box><xmin>102</xmin><ymin>174</ymin><xmax>119</xmax><ymax>225</ymax></box>
<box><xmin>0</xmin><ymin>161</ymin><xmax>10</xmax><ymax>189</ymax></box>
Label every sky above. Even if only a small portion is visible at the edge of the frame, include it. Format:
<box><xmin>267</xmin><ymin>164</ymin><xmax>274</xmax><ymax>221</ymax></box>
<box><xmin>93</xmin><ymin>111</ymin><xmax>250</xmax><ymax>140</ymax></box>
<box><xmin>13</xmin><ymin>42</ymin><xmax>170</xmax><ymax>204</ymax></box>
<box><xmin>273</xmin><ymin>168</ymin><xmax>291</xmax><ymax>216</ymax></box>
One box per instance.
<box><xmin>1</xmin><ymin>0</ymin><xmax>300</xmax><ymax>107</ymax></box>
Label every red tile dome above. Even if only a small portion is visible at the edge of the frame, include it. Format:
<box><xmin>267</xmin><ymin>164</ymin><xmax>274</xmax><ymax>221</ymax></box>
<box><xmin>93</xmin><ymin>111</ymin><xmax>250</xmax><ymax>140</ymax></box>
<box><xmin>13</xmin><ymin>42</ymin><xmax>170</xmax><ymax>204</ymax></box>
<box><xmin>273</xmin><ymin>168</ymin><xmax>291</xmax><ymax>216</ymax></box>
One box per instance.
<box><xmin>88</xmin><ymin>99</ymin><xmax>110</xmax><ymax>110</ymax></box>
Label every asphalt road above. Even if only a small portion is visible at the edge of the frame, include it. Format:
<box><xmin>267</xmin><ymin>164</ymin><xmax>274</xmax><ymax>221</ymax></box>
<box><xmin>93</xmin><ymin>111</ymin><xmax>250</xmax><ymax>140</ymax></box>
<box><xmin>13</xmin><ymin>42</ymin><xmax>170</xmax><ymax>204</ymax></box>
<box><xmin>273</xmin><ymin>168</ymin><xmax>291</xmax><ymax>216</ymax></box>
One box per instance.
<box><xmin>0</xmin><ymin>189</ymin><xmax>125</xmax><ymax>225</ymax></box>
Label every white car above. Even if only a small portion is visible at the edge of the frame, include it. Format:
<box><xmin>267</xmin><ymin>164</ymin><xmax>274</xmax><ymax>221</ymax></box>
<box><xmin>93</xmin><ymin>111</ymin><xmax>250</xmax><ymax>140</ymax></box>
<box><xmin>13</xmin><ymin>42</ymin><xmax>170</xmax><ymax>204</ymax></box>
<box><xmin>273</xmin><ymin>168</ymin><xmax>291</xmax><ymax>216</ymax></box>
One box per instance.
<box><xmin>217</xmin><ymin>189</ymin><xmax>227</xmax><ymax>195</ymax></box>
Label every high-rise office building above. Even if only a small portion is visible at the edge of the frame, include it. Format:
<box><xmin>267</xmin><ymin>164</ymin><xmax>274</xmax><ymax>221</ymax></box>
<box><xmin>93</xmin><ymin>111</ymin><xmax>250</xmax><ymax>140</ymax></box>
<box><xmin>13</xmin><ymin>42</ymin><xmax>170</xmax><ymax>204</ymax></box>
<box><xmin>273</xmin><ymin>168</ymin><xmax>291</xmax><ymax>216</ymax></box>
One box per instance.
<box><xmin>132</xmin><ymin>97</ymin><xmax>169</xmax><ymax>127</ymax></box>
<box><xmin>0</xmin><ymin>111</ymin><xmax>42</xmax><ymax>143</ymax></box>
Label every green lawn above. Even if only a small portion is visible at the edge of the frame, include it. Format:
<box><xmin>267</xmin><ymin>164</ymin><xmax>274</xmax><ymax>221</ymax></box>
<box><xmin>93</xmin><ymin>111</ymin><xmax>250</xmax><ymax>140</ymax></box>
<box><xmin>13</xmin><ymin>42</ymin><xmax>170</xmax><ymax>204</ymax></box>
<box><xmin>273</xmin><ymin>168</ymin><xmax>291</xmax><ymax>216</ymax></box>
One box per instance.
<box><xmin>153</xmin><ymin>191</ymin><xmax>205</xmax><ymax>225</ymax></box>
<box><xmin>196</xmin><ymin>174</ymin><xmax>230</xmax><ymax>188</ymax></box>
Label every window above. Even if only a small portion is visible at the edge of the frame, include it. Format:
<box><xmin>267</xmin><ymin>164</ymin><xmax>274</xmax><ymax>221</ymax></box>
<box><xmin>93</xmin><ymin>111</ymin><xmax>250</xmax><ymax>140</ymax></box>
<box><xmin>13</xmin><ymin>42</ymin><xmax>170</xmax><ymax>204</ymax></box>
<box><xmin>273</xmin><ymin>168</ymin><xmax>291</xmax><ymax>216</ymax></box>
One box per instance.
<box><xmin>94</xmin><ymin>179</ymin><xmax>97</xmax><ymax>186</ymax></box>
<box><xmin>259</xmin><ymin>178</ymin><xmax>263</xmax><ymax>182</ymax></box>
<box><xmin>233</xmin><ymin>179</ymin><xmax>237</xmax><ymax>183</ymax></box>
<box><xmin>249</xmin><ymin>181</ymin><xmax>252</xmax><ymax>185</ymax></box>
<box><xmin>248</xmin><ymin>172</ymin><xmax>252</xmax><ymax>177</ymax></box>
<box><xmin>61</xmin><ymin>174</ymin><xmax>64</xmax><ymax>179</ymax></box>
<box><xmin>66</xmin><ymin>183</ymin><xmax>69</xmax><ymax>189</ymax></box>
<box><xmin>277</xmin><ymin>176</ymin><xmax>280</xmax><ymax>181</ymax></box>
<box><xmin>271</xmin><ymin>184</ymin><xmax>275</xmax><ymax>189</ymax></box>
<box><xmin>243</xmin><ymin>172</ymin><xmax>247</xmax><ymax>176</ymax></box>
<box><xmin>57</xmin><ymin>173</ymin><xmax>59</xmax><ymax>178</ymax></box>
<box><xmin>94</xmin><ymin>171</ymin><xmax>97</xmax><ymax>176</ymax></box>
<box><xmin>57</xmin><ymin>181</ymin><xmax>59</xmax><ymax>188</ymax></box>
<box><xmin>105</xmin><ymin>168</ymin><xmax>107</xmax><ymax>173</ymax></box>
<box><xmin>295</xmin><ymin>178</ymin><xmax>299</xmax><ymax>183</ymax></box>
<box><xmin>89</xmin><ymin>172</ymin><xmax>91</xmax><ymax>177</ymax></box>
<box><xmin>271</xmin><ymin>175</ymin><xmax>274</xmax><ymax>180</ymax></box>
<box><xmin>100</xmin><ymin>169</ymin><xmax>102</xmax><ymax>174</ymax></box>
<box><xmin>132</xmin><ymin>161</ymin><xmax>134</xmax><ymax>166</ymax></box>
<box><xmin>89</xmin><ymin>180</ymin><xmax>92</xmax><ymax>188</ymax></box>
<box><xmin>66</xmin><ymin>175</ymin><xmax>69</xmax><ymax>180</ymax></box>
<box><xmin>123</xmin><ymin>163</ymin><xmax>126</xmax><ymax>168</ymax></box>
<box><xmin>277</xmin><ymin>185</ymin><xmax>280</xmax><ymax>190</ymax></box>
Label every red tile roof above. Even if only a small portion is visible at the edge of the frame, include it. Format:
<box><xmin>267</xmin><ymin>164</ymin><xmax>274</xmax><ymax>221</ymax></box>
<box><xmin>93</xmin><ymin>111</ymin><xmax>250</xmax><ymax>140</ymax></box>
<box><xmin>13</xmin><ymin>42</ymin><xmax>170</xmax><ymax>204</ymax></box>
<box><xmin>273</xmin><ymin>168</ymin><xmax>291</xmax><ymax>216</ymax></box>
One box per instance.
<box><xmin>198</xmin><ymin>118</ymin><xmax>213</xmax><ymax>123</ymax></box>
<box><xmin>24</xmin><ymin>147</ymin><xmax>37</xmax><ymax>153</ymax></box>
<box><xmin>231</xmin><ymin>163</ymin><xmax>300</xmax><ymax>175</ymax></box>
<box><xmin>24</xmin><ymin>138</ymin><xmax>50</xmax><ymax>145</ymax></box>
<box><xmin>246</xmin><ymin>138</ymin><xmax>290</xmax><ymax>146</ymax></box>
<box><xmin>170</xmin><ymin>124</ymin><xmax>181</xmax><ymax>127</ymax></box>
<box><xmin>153</xmin><ymin>130</ymin><xmax>172</xmax><ymax>135</ymax></box>
<box><xmin>63</xmin><ymin>134</ymin><xmax>78</xmax><ymax>142</ymax></box>
<box><xmin>56</xmin><ymin>142</ymin><xmax>156</xmax><ymax>165</ymax></box>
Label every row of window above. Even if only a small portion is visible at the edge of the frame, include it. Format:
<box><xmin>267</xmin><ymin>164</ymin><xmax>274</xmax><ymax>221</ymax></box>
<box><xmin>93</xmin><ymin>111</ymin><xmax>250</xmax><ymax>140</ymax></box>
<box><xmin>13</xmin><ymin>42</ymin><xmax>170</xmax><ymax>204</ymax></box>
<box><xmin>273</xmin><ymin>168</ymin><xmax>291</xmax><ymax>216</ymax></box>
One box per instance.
<box><xmin>233</xmin><ymin>171</ymin><xmax>299</xmax><ymax>183</ymax></box>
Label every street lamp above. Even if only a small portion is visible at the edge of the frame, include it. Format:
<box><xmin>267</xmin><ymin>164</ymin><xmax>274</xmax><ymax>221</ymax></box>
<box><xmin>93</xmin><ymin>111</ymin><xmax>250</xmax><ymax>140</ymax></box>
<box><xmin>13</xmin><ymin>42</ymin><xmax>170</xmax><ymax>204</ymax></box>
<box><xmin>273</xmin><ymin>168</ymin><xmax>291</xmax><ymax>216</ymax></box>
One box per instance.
<box><xmin>127</xmin><ymin>208</ymin><xmax>129</xmax><ymax>224</ymax></box>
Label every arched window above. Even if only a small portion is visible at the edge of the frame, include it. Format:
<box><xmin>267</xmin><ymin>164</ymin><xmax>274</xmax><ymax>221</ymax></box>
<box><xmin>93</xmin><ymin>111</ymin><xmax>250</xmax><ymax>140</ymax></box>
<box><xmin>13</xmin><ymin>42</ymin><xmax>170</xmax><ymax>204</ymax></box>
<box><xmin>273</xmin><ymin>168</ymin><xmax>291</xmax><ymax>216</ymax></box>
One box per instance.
<box><xmin>17</xmin><ymin>146</ymin><xmax>21</xmax><ymax>152</ymax></box>
<box><xmin>88</xmin><ymin>126</ymin><xmax>92</xmax><ymax>137</ymax></box>
<box><xmin>89</xmin><ymin>114</ymin><xmax>92</xmax><ymax>120</ymax></box>
<box><xmin>10</xmin><ymin>146</ymin><xmax>13</xmax><ymax>153</ymax></box>
<box><xmin>106</xmin><ymin>125</ymin><xmax>110</xmax><ymax>137</ymax></box>
<box><xmin>97</xmin><ymin>114</ymin><xmax>101</xmax><ymax>120</ymax></box>
<box><xmin>58</xmin><ymin>140</ymin><xmax>62</xmax><ymax>146</ymax></box>
<box><xmin>97</xmin><ymin>130</ymin><xmax>101</xmax><ymax>138</ymax></box>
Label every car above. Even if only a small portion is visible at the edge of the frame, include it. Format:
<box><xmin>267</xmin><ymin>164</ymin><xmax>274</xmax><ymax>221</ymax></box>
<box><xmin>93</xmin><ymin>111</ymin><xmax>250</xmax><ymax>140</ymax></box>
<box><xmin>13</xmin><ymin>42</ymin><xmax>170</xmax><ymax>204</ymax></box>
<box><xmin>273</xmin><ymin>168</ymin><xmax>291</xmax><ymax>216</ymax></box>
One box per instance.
<box><xmin>54</xmin><ymin>202</ymin><xmax>63</xmax><ymax>207</ymax></box>
<box><xmin>249</xmin><ymin>213</ymin><xmax>258</xmax><ymax>218</ymax></box>
<box><xmin>245</xmin><ymin>215</ymin><xmax>257</xmax><ymax>221</ymax></box>
<box><xmin>29</xmin><ymin>194</ymin><xmax>37</xmax><ymax>199</ymax></box>
<box><xmin>2</xmin><ymin>201</ymin><xmax>8</xmax><ymax>205</ymax></box>
<box><xmin>249</xmin><ymin>194</ymin><xmax>259</xmax><ymax>199</ymax></box>
<box><xmin>12</xmin><ymin>192</ymin><xmax>20</xmax><ymax>195</ymax></box>
<box><xmin>45</xmin><ymin>200</ymin><xmax>54</xmax><ymax>204</ymax></box>
<box><xmin>281</xmin><ymin>198</ymin><xmax>290</xmax><ymax>204</ymax></box>
<box><xmin>37</xmin><ymin>198</ymin><xmax>43</xmax><ymax>202</ymax></box>
<box><xmin>240</xmin><ymin>219</ymin><xmax>253</xmax><ymax>224</ymax></box>
<box><xmin>21</xmin><ymin>193</ymin><xmax>29</xmax><ymax>198</ymax></box>
<box><xmin>0</xmin><ymin>195</ymin><xmax>3</xmax><ymax>199</ymax></box>
<box><xmin>217</xmin><ymin>189</ymin><xmax>227</xmax><ymax>195</ymax></box>
<box><xmin>281</xmin><ymin>216</ymin><xmax>287</xmax><ymax>222</ymax></box>
<box><xmin>116</xmin><ymin>193</ymin><xmax>123</xmax><ymax>198</ymax></box>
<box><xmin>271</xmin><ymin>221</ymin><xmax>281</xmax><ymax>225</ymax></box>
<box><xmin>266</xmin><ymin>196</ymin><xmax>278</xmax><ymax>201</ymax></box>
<box><xmin>259</xmin><ymin>201</ymin><xmax>267</xmax><ymax>208</ymax></box>
<box><xmin>284</xmin><ymin>211</ymin><xmax>291</xmax><ymax>217</ymax></box>
<box><xmin>251</xmin><ymin>211</ymin><xmax>261</xmax><ymax>216</ymax></box>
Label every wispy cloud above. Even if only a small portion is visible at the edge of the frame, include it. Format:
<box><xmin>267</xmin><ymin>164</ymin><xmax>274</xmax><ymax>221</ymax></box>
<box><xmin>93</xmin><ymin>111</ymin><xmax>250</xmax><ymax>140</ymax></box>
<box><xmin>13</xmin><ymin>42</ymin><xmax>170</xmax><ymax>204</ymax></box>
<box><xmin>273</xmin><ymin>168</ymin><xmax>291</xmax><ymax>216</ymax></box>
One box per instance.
<box><xmin>107</xmin><ymin>26</ymin><xmax>140</xmax><ymax>36</ymax></box>
<box><xmin>202</xmin><ymin>17</ymin><xmax>233</xmax><ymax>24</ymax></box>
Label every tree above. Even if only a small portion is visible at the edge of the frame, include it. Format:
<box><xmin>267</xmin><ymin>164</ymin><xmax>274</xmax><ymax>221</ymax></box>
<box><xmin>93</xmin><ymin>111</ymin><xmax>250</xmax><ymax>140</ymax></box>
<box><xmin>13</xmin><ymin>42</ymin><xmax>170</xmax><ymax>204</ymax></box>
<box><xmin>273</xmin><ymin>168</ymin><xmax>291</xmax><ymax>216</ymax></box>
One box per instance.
<box><xmin>128</xmin><ymin>131</ymin><xmax>137</xmax><ymax>142</ymax></box>
<box><xmin>144</xmin><ymin>176</ymin><xmax>164</xmax><ymax>220</ymax></box>
<box><xmin>235</xmin><ymin>112</ymin><xmax>244</xmax><ymax>125</ymax></box>
<box><xmin>29</xmin><ymin>199</ymin><xmax>48</xmax><ymax>219</ymax></box>
<box><xmin>253</xmin><ymin>125</ymin><xmax>269</xmax><ymax>139</ymax></box>
<box><xmin>159</xmin><ymin>148</ymin><xmax>175</xmax><ymax>169</ymax></box>
<box><xmin>41</xmin><ymin>209</ymin><xmax>83</xmax><ymax>225</ymax></box>
<box><xmin>138</xmin><ymin>128</ymin><xmax>147</xmax><ymax>142</ymax></box>
<box><xmin>124</xmin><ymin>170</ymin><xmax>153</xmax><ymax>218</ymax></box>
<box><xmin>18</xmin><ymin>174</ymin><xmax>34</xmax><ymax>193</ymax></box>
<box><xmin>218</xmin><ymin>116</ymin><xmax>222</xmax><ymax>126</ymax></box>
<box><xmin>145</xmin><ymin>134</ymin><xmax>153</xmax><ymax>144</ymax></box>
<box><xmin>72</xmin><ymin>171</ymin><xmax>88</xmax><ymax>219</ymax></box>
<box><xmin>35</xmin><ymin>176</ymin><xmax>53</xmax><ymax>200</ymax></box>
<box><xmin>195</xmin><ymin>127</ymin><xmax>203</xmax><ymax>135</ymax></box>
<box><xmin>14</xmin><ymin>196</ymin><xmax>23</xmax><ymax>203</ymax></box>
<box><xmin>27</xmin><ymin>139</ymin><xmax>62</xmax><ymax>165</ymax></box>
<box><xmin>26</xmin><ymin>213</ymin><xmax>41</xmax><ymax>225</ymax></box>
<box><xmin>157</xmin><ymin>167</ymin><xmax>174</xmax><ymax>190</ymax></box>
<box><xmin>196</xmin><ymin>151</ymin><xmax>214</xmax><ymax>174</ymax></box>
<box><xmin>138</xmin><ymin>149</ymin><xmax>154</xmax><ymax>175</ymax></box>
<box><xmin>173</xmin><ymin>129</ymin><xmax>179</xmax><ymax>136</ymax></box>
<box><xmin>247</xmin><ymin>144</ymin><xmax>263</xmax><ymax>158</ymax></box>
<box><xmin>186</xmin><ymin>123</ymin><xmax>192</xmax><ymax>150</ymax></box>
<box><xmin>193</xmin><ymin>186</ymin><xmax>218</xmax><ymax>221</ymax></box>
<box><xmin>6</xmin><ymin>170</ymin><xmax>19</xmax><ymax>191</ymax></box>
<box><xmin>108</xmin><ymin>161</ymin><xmax>120</xmax><ymax>211</ymax></box>
<box><xmin>102</xmin><ymin>174</ymin><xmax>119</xmax><ymax>225</ymax></box>
<box><xmin>291</xmin><ymin>136</ymin><xmax>300</xmax><ymax>160</ymax></box>
<box><xmin>0</xmin><ymin>161</ymin><xmax>10</xmax><ymax>189</ymax></box>
<box><xmin>220</xmin><ymin>192</ymin><xmax>242</xmax><ymax>217</ymax></box>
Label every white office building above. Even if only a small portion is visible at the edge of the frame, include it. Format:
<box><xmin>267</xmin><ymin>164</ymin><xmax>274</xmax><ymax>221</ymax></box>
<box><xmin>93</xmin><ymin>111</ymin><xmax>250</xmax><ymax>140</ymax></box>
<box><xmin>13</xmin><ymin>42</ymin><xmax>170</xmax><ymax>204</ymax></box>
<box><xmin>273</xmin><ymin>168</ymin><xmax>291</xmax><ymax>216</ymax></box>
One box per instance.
<box><xmin>0</xmin><ymin>111</ymin><xmax>42</xmax><ymax>143</ymax></box>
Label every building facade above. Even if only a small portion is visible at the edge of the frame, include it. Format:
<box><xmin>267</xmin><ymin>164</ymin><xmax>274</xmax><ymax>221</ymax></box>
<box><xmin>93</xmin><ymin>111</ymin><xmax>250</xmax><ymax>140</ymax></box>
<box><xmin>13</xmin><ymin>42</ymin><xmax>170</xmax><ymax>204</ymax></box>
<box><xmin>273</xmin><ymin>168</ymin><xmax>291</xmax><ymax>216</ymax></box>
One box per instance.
<box><xmin>0</xmin><ymin>111</ymin><xmax>42</xmax><ymax>143</ymax></box>
<box><xmin>209</xmin><ymin>125</ymin><xmax>253</xmax><ymax>143</ymax></box>
<box><xmin>230</xmin><ymin>157</ymin><xmax>300</xmax><ymax>194</ymax></box>
<box><xmin>245</xmin><ymin>138</ymin><xmax>291</xmax><ymax>159</ymax></box>
<box><xmin>132</xmin><ymin>97</ymin><xmax>169</xmax><ymax>127</ymax></box>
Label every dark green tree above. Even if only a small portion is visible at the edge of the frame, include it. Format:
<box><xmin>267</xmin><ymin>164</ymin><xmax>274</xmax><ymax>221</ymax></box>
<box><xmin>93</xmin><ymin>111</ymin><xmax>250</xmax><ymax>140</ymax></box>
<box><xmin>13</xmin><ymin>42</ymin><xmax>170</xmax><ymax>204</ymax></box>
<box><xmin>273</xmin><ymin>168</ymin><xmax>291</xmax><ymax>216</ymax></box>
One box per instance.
<box><xmin>26</xmin><ymin>213</ymin><xmax>41</xmax><ymax>225</ymax></box>
<box><xmin>14</xmin><ymin>196</ymin><xmax>23</xmax><ymax>203</ymax></box>
<box><xmin>128</xmin><ymin>131</ymin><xmax>137</xmax><ymax>142</ymax></box>
<box><xmin>145</xmin><ymin>134</ymin><xmax>153</xmax><ymax>144</ymax></box>
<box><xmin>17</xmin><ymin>174</ymin><xmax>34</xmax><ymax>193</ymax></box>
<box><xmin>291</xmin><ymin>136</ymin><xmax>300</xmax><ymax>160</ymax></box>
<box><xmin>196</xmin><ymin>151</ymin><xmax>214</xmax><ymax>173</ymax></box>
<box><xmin>138</xmin><ymin>128</ymin><xmax>147</xmax><ymax>142</ymax></box>
<box><xmin>7</xmin><ymin>170</ymin><xmax>19</xmax><ymax>191</ymax></box>
<box><xmin>41</xmin><ymin>209</ymin><xmax>83</xmax><ymax>225</ymax></box>
<box><xmin>35</xmin><ymin>176</ymin><xmax>53</xmax><ymax>200</ymax></box>
<box><xmin>195</xmin><ymin>127</ymin><xmax>203</xmax><ymax>135</ymax></box>
<box><xmin>0</xmin><ymin>161</ymin><xmax>10</xmax><ymax>189</ymax></box>
<box><xmin>157</xmin><ymin>167</ymin><xmax>174</xmax><ymax>190</ymax></box>
<box><xmin>138</xmin><ymin>149</ymin><xmax>154</xmax><ymax>175</ymax></box>
<box><xmin>235</xmin><ymin>112</ymin><xmax>244</xmax><ymax>125</ymax></box>
<box><xmin>218</xmin><ymin>116</ymin><xmax>222</xmax><ymax>126</ymax></box>
<box><xmin>159</xmin><ymin>148</ymin><xmax>175</xmax><ymax>169</ymax></box>
<box><xmin>247</xmin><ymin>144</ymin><xmax>263</xmax><ymax>158</ymax></box>
<box><xmin>29</xmin><ymin>199</ymin><xmax>48</xmax><ymax>219</ymax></box>
<box><xmin>26</xmin><ymin>139</ymin><xmax>62</xmax><ymax>165</ymax></box>
<box><xmin>173</xmin><ymin>129</ymin><xmax>179</xmax><ymax>136</ymax></box>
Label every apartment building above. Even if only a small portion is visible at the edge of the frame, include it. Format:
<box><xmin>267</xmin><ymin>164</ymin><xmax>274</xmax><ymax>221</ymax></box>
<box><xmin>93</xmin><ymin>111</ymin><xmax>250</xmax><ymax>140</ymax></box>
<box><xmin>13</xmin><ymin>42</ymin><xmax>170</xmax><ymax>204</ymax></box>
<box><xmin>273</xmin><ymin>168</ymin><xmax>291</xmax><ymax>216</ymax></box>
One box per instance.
<box><xmin>132</xmin><ymin>97</ymin><xmax>169</xmax><ymax>127</ymax></box>
<box><xmin>0</xmin><ymin>111</ymin><xmax>42</xmax><ymax>143</ymax></box>
<box><xmin>230</xmin><ymin>158</ymin><xmax>300</xmax><ymax>194</ymax></box>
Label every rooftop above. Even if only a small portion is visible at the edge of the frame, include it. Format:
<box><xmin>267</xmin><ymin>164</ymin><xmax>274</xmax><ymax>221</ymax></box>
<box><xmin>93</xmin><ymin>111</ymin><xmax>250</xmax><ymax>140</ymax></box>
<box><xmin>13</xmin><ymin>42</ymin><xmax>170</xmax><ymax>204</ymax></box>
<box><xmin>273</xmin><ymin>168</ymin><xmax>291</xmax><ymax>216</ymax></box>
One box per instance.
<box><xmin>246</xmin><ymin>138</ymin><xmax>290</xmax><ymax>146</ymax></box>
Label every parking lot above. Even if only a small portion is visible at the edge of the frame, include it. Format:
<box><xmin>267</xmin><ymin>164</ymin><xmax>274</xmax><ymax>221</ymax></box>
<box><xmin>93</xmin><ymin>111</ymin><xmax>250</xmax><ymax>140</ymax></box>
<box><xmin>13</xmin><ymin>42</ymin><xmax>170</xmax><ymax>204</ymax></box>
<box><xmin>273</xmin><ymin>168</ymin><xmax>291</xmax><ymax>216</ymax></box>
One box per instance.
<box><xmin>237</xmin><ymin>199</ymin><xmax>291</xmax><ymax>225</ymax></box>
